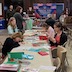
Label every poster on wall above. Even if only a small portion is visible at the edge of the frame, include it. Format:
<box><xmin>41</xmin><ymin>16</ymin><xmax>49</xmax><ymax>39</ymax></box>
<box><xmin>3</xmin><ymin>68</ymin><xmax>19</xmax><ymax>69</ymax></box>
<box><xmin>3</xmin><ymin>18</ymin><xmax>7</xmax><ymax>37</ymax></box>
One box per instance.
<box><xmin>33</xmin><ymin>3</ymin><xmax>56</xmax><ymax>19</ymax></box>
<box><xmin>0</xmin><ymin>3</ymin><xmax>2</xmax><ymax>16</ymax></box>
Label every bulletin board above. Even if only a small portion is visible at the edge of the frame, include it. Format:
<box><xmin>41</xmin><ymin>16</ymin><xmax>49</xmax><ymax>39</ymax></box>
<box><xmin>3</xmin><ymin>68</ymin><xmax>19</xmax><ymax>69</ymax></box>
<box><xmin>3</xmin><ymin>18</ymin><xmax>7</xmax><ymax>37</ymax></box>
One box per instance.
<box><xmin>33</xmin><ymin>3</ymin><xmax>56</xmax><ymax>18</ymax></box>
<box><xmin>33</xmin><ymin>3</ymin><xmax>64</xmax><ymax>19</ymax></box>
<box><xmin>0</xmin><ymin>3</ymin><xmax>2</xmax><ymax>16</ymax></box>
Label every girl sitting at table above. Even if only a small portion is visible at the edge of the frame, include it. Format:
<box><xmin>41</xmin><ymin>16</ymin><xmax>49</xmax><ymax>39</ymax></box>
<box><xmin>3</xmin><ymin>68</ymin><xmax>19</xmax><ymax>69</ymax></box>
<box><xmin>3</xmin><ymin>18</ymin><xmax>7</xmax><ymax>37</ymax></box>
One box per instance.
<box><xmin>33</xmin><ymin>19</ymin><xmax>41</xmax><ymax>27</ymax></box>
<box><xmin>2</xmin><ymin>32</ymin><xmax>23</xmax><ymax>59</ymax></box>
<box><xmin>7</xmin><ymin>17</ymin><xmax>18</xmax><ymax>34</ymax></box>
<box><xmin>49</xmin><ymin>22</ymin><xmax>67</xmax><ymax>49</ymax></box>
<box><xmin>42</xmin><ymin>23</ymin><xmax>55</xmax><ymax>39</ymax></box>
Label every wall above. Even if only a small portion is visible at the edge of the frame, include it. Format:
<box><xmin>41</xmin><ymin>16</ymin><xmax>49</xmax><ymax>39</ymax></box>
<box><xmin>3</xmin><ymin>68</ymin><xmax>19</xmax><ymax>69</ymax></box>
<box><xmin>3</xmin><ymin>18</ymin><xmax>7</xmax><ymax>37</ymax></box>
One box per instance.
<box><xmin>22</xmin><ymin>0</ymin><xmax>72</xmax><ymax>16</ymax></box>
<box><xmin>4</xmin><ymin>0</ymin><xmax>69</xmax><ymax>14</ymax></box>
<box><xmin>23</xmin><ymin>0</ymin><xmax>64</xmax><ymax>12</ymax></box>
<box><xmin>69</xmin><ymin>0</ymin><xmax>72</xmax><ymax>15</ymax></box>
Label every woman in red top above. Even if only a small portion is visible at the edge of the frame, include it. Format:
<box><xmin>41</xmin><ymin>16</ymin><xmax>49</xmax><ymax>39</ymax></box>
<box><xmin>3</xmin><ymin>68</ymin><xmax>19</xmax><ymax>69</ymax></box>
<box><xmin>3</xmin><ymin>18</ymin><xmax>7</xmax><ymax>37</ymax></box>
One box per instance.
<box><xmin>49</xmin><ymin>22</ymin><xmax>67</xmax><ymax>48</ymax></box>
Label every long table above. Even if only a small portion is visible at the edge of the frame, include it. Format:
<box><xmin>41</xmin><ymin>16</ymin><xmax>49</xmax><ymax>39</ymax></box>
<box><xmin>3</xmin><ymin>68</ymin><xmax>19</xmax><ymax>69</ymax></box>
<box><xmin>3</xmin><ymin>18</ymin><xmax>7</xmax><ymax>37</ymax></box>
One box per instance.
<box><xmin>3</xmin><ymin>29</ymin><xmax>55</xmax><ymax>72</ymax></box>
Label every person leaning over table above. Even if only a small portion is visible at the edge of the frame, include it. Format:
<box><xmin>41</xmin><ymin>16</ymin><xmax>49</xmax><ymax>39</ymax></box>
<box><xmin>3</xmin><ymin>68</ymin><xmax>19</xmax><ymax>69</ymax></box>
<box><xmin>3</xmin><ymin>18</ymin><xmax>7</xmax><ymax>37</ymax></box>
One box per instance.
<box><xmin>41</xmin><ymin>23</ymin><xmax>55</xmax><ymax>39</ymax></box>
<box><xmin>2</xmin><ymin>32</ymin><xmax>23</xmax><ymax>59</ymax></box>
<box><xmin>49</xmin><ymin>22</ymin><xmax>67</xmax><ymax>50</ymax></box>
<box><xmin>7</xmin><ymin>17</ymin><xmax>18</xmax><ymax>34</ymax></box>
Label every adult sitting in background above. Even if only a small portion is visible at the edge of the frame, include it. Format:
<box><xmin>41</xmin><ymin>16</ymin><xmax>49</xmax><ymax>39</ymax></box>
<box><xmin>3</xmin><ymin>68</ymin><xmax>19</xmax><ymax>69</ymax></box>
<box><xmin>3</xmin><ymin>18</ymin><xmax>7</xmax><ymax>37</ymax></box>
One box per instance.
<box><xmin>49</xmin><ymin>22</ymin><xmax>67</xmax><ymax>49</ymax></box>
<box><xmin>13</xmin><ymin>6</ymin><xmax>25</xmax><ymax>32</ymax></box>
<box><xmin>7</xmin><ymin>17</ymin><xmax>18</xmax><ymax>34</ymax></box>
<box><xmin>25</xmin><ymin>14</ymin><xmax>33</xmax><ymax>30</ymax></box>
<box><xmin>42</xmin><ymin>23</ymin><xmax>55</xmax><ymax>39</ymax></box>
<box><xmin>2</xmin><ymin>32</ymin><xmax>23</xmax><ymax>59</ymax></box>
<box><xmin>45</xmin><ymin>14</ymin><xmax>55</xmax><ymax>28</ymax></box>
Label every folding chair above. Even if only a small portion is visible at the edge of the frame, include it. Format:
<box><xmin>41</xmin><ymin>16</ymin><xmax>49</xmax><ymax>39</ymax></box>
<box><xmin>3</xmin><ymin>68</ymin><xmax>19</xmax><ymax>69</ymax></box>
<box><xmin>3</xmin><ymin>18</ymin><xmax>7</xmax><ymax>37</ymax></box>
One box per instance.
<box><xmin>57</xmin><ymin>45</ymin><xmax>67</xmax><ymax>72</ymax></box>
<box><xmin>62</xmin><ymin>42</ymin><xmax>69</xmax><ymax>66</ymax></box>
<box><xmin>53</xmin><ymin>57</ymin><xmax>61</xmax><ymax>72</ymax></box>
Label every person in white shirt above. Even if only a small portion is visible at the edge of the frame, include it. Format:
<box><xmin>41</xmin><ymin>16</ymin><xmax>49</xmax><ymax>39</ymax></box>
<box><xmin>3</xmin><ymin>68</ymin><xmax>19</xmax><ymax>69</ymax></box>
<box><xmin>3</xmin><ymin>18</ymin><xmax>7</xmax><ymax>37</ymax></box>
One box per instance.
<box><xmin>7</xmin><ymin>17</ymin><xmax>18</xmax><ymax>34</ymax></box>
<box><xmin>59</xmin><ymin>12</ymin><xmax>68</xmax><ymax>24</ymax></box>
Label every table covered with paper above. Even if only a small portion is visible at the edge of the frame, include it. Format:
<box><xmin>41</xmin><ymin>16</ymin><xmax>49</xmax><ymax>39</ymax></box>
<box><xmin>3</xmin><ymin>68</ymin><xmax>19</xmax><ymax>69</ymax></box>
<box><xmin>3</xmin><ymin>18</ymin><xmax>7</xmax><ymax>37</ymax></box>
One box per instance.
<box><xmin>1</xmin><ymin>29</ymin><xmax>56</xmax><ymax>72</ymax></box>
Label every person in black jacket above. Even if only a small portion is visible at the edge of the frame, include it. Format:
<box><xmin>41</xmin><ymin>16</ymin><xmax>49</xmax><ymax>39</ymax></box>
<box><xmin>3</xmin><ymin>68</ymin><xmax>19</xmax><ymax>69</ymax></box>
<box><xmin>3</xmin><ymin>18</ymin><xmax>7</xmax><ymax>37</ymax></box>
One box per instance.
<box><xmin>6</xmin><ymin>5</ymin><xmax>15</xmax><ymax>21</ymax></box>
<box><xmin>2</xmin><ymin>32</ymin><xmax>23</xmax><ymax>58</ymax></box>
<box><xmin>49</xmin><ymin>22</ymin><xmax>67</xmax><ymax>47</ymax></box>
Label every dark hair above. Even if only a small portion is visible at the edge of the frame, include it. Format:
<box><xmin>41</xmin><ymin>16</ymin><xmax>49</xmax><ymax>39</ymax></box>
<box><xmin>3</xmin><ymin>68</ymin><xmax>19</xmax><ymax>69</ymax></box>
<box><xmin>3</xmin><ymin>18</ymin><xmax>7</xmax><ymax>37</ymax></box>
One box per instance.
<box><xmin>42</xmin><ymin>23</ymin><xmax>49</xmax><ymax>30</ymax></box>
<box><xmin>15</xmin><ymin>6</ymin><xmax>22</xmax><ymax>12</ymax></box>
<box><xmin>45</xmin><ymin>18</ymin><xmax>55</xmax><ymax>28</ymax></box>
<box><xmin>54</xmin><ymin>22</ymin><xmax>63</xmax><ymax>30</ymax></box>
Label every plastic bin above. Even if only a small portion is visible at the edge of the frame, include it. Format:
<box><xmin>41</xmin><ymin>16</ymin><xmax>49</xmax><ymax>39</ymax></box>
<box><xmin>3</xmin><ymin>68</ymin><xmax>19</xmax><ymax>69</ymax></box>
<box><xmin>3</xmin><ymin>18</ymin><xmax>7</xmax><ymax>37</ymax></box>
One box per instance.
<box><xmin>0</xmin><ymin>19</ymin><xmax>5</xmax><ymax>29</ymax></box>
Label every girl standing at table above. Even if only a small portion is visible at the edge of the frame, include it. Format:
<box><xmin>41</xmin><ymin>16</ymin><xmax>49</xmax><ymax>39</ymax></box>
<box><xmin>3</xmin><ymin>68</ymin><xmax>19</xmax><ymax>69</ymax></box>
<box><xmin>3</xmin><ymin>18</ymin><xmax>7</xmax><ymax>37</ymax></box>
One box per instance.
<box><xmin>7</xmin><ymin>17</ymin><xmax>18</xmax><ymax>34</ymax></box>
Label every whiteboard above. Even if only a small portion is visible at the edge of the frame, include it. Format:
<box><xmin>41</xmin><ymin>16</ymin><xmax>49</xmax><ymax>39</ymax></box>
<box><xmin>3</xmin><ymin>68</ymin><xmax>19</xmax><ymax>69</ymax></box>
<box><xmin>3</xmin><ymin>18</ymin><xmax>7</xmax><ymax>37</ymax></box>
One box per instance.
<box><xmin>0</xmin><ymin>3</ymin><xmax>2</xmax><ymax>15</ymax></box>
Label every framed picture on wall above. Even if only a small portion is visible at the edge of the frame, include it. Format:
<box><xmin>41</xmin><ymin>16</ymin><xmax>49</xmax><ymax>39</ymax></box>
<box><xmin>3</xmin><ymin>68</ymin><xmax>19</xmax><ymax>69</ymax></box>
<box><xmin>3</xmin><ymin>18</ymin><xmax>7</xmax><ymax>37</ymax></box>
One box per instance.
<box><xmin>0</xmin><ymin>3</ymin><xmax>2</xmax><ymax>16</ymax></box>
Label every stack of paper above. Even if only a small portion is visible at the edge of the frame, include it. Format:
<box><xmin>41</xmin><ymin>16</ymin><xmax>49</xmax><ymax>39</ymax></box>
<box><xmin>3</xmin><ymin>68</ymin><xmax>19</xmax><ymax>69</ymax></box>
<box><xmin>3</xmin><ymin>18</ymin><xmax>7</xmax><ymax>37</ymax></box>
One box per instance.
<box><xmin>39</xmin><ymin>65</ymin><xmax>56</xmax><ymax>71</ymax></box>
<box><xmin>0</xmin><ymin>63</ymin><xmax>19</xmax><ymax>71</ymax></box>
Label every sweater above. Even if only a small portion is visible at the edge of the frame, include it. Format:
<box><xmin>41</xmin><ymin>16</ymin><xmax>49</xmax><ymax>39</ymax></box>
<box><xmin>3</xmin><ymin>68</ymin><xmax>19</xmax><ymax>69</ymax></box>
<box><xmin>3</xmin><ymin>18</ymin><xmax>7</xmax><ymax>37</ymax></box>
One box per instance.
<box><xmin>6</xmin><ymin>9</ymin><xmax>15</xmax><ymax>20</ymax></box>
<box><xmin>2</xmin><ymin>37</ymin><xmax>20</xmax><ymax>56</ymax></box>
<box><xmin>7</xmin><ymin>25</ymin><xmax>18</xmax><ymax>34</ymax></box>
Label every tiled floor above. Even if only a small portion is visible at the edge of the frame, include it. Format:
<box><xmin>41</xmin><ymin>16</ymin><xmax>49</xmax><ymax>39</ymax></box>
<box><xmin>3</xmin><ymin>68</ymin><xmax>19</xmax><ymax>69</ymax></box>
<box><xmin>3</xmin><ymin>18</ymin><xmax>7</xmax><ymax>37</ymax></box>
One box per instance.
<box><xmin>0</xmin><ymin>29</ymin><xmax>72</xmax><ymax>72</ymax></box>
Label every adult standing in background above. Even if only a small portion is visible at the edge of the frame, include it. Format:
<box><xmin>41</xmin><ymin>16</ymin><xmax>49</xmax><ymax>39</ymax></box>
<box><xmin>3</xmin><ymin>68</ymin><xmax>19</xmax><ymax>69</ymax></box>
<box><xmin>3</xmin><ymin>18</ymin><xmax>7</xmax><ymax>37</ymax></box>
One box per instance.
<box><xmin>42</xmin><ymin>23</ymin><xmax>55</xmax><ymax>39</ymax></box>
<box><xmin>27</xmin><ymin>7</ymin><xmax>35</xmax><ymax>17</ymax></box>
<box><xmin>13</xmin><ymin>6</ymin><xmax>25</xmax><ymax>32</ymax></box>
<box><xmin>6</xmin><ymin>5</ymin><xmax>15</xmax><ymax>21</ymax></box>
